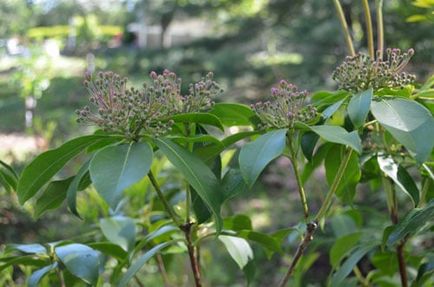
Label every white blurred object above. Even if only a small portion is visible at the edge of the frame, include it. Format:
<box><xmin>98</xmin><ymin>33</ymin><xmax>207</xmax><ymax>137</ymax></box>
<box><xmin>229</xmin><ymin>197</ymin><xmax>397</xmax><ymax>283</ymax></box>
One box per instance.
<box><xmin>43</xmin><ymin>40</ymin><xmax>60</xmax><ymax>57</ymax></box>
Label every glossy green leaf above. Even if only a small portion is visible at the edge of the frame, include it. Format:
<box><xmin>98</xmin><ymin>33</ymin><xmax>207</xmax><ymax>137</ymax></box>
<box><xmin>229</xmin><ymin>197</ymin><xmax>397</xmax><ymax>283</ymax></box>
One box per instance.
<box><xmin>17</xmin><ymin>135</ymin><xmax>104</xmax><ymax>204</ymax></box>
<box><xmin>168</xmin><ymin>135</ymin><xmax>223</xmax><ymax>147</ymax></box>
<box><xmin>170</xmin><ymin>112</ymin><xmax>224</xmax><ymax>131</ymax></box>
<box><xmin>195</xmin><ymin>131</ymin><xmax>260</xmax><ymax>163</ymax></box>
<box><xmin>308</xmin><ymin>125</ymin><xmax>362</xmax><ymax>153</ymax></box>
<box><xmin>413</xmin><ymin>256</ymin><xmax>434</xmax><ymax>286</ymax></box>
<box><xmin>237</xmin><ymin>230</ymin><xmax>280</xmax><ymax>256</ymax></box>
<box><xmin>323</xmin><ymin>99</ymin><xmax>345</xmax><ymax>119</ymax></box>
<box><xmin>210</xmin><ymin>103</ymin><xmax>256</xmax><ymax>126</ymax></box>
<box><xmin>223</xmin><ymin>215</ymin><xmax>253</xmax><ymax>231</ymax></box>
<box><xmin>90</xmin><ymin>142</ymin><xmax>153</xmax><ymax>209</ymax></box>
<box><xmin>371</xmin><ymin>251</ymin><xmax>398</xmax><ymax>276</ymax></box>
<box><xmin>371</xmin><ymin>98</ymin><xmax>434</xmax><ymax>163</ymax></box>
<box><xmin>387</xmin><ymin>200</ymin><xmax>434</xmax><ymax>246</ymax></box>
<box><xmin>100</xmin><ymin>216</ymin><xmax>136</xmax><ymax>252</ymax></box>
<box><xmin>311</xmin><ymin>90</ymin><xmax>349</xmax><ymax>109</ymax></box>
<box><xmin>155</xmin><ymin>138</ymin><xmax>223</xmax><ymax>232</ymax></box>
<box><xmin>330</xmin><ymin>232</ymin><xmax>361</xmax><ymax>268</ymax></box>
<box><xmin>118</xmin><ymin>242</ymin><xmax>171</xmax><ymax>287</ymax></box>
<box><xmin>347</xmin><ymin>88</ymin><xmax>372</xmax><ymax>128</ymax></box>
<box><xmin>377</xmin><ymin>155</ymin><xmax>420</xmax><ymax>206</ymax></box>
<box><xmin>331</xmin><ymin>243</ymin><xmax>377</xmax><ymax>286</ymax></box>
<box><xmin>221</xmin><ymin>169</ymin><xmax>249</xmax><ymax>203</ymax></box>
<box><xmin>28</xmin><ymin>263</ymin><xmax>57</xmax><ymax>287</ymax></box>
<box><xmin>34</xmin><ymin>177</ymin><xmax>74</xmax><ymax>218</ymax></box>
<box><xmin>55</xmin><ymin>243</ymin><xmax>101</xmax><ymax>285</ymax></box>
<box><xmin>301</xmin><ymin>132</ymin><xmax>319</xmax><ymax>161</ymax></box>
<box><xmin>0</xmin><ymin>256</ymin><xmax>47</xmax><ymax>272</ymax></box>
<box><xmin>88</xmin><ymin>242</ymin><xmax>128</xmax><ymax>261</ymax></box>
<box><xmin>66</xmin><ymin>161</ymin><xmax>91</xmax><ymax>219</ymax></box>
<box><xmin>8</xmin><ymin>244</ymin><xmax>47</xmax><ymax>254</ymax></box>
<box><xmin>0</xmin><ymin>160</ymin><xmax>18</xmax><ymax>191</ymax></box>
<box><xmin>239</xmin><ymin>129</ymin><xmax>287</xmax><ymax>188</ymax></box>
<box><xmin>219</xmin><ymin>235</ymin><xmax>254</xmax><ymax>269</ymax></box>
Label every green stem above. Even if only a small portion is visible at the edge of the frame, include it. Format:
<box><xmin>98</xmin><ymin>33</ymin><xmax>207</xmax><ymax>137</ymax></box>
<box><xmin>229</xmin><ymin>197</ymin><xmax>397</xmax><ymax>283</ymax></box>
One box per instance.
<box><xmin>185</xmin><ymin>123</ymin><xmax>196</xmax><ymax>224</ymax></box>
<box><xmin>383</xmin><ymin>176</ymin><xmax>409</xmax><ymax>287</ymax></box>
<box><xmin>376</xmin><ymin>0</ymin><xmax>384</xmax><ymax>59</ymax></box>
<box><xmin>287</xmin><ymin>139</ymin><xmax>309</xmax><ymax>219</ymax></box>
<box><xmin>148</xmin><ymin>170</ymin><xmax>182</xmax><ymax>226</ymax></box>
<box><xmin>362</xmin><ymin>0</ymin><xmax>375</xmax><ymax>57</ymax></box>
<box><xmin>333</xmin><ymin>0</ymin><xmax>356</xmax><ymax>56</ymax></box>
<box><xmin>419</xmin><ymin>177</ymin><xmax>431</xmax><ymax>207</ymax></box>
<box><xmin>315</xmin><ymin>148</ymin><xmax>354</xmax><ymax>221</ymax></box>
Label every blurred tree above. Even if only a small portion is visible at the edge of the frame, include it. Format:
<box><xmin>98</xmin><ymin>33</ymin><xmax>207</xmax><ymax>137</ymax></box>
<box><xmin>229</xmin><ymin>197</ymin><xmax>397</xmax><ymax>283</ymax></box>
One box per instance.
<box><xmin>0</xmin><ymin>0</ymin><xmax>33</xmax><ymax>38</ymax></box>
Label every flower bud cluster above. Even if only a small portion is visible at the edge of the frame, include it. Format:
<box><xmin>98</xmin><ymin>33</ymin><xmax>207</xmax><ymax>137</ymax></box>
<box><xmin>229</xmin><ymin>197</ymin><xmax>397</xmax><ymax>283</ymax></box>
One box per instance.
<box><xmin>332</xmin><ymin>48</ymin><xmax>416</xmax><ymax>92</ymax></box>
<box><xmin>252</xmin><ymin>80</ymin><xmax>316</xmax><ymax>129</ymax></box>
<box><xmin>76</xmin><ymin>70</ymin><xmax>222</xmax><ymax>138</ymax></box>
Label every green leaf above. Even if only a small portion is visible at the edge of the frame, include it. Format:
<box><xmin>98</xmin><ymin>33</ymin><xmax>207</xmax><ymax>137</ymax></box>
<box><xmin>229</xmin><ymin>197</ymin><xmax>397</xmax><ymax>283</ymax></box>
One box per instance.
<box><xmin>0</xmin><ymin>256</ymin><xmax>47</xmax><ymax>272</ymax></box>
<box><xmin>237</xmin><ymin>230</ymin><xmax>280</xmax><ymax>256</ymax></box>
<box><xmin>66</xmin><ymin>161</ymin><xmax>91</xmax><ymax>219</ymax></box>
<box><xmin>347</xmin><ymin>88</ymin><xmax>372</xmax><ymax>128</ymax></box>
<box><xmin>100</xmin><ymin>216</ymin><xmax>136</xmax><ymax>252</ymax></box>
<box><xmin>55</xmin><ymin>243</ymin><xmax>101</xmax><ymax>285</ymax></box>
<box><xmin>301</xmin><ymin>132</ymin><xmax>319</xmax><ymax>161</ymax></box>
<box><xmin>323</xmin><ymin>99</ymin><xmax>346</xmax><ymax>119</ymax></box>
<box><xmin>0</xmin><ymin>160</ymin><xmax>18</xmax><ymax>191</ymax></box>
<box><xmin>239</xmin><ymin>129</ymin><xmax>287</xmax><ymax>188</ymax></box>
<box><xmin>413</xmin><ymin>256</ymin><xmax>434</xmax><ymax>286</ymax></box>
<box><xmin>377</xmin><ymin>155</ymin><xmax>420</xmax><ymax>206</ymax></box>
<box><xmin>221</xmin><ymin>169</ymin><xmax>249</xmax><ymax>203</ymax></box>
<box><xmin>308</xmin><ymin>125</ymin><xmax>362</xmax><ymax>153</ymax></box>
<box><xmin>371</xmin><ymin>98</ymin><xmax>434</xmax><ymax>163</ymax></box>
<box><xmin>155</xmin><ymin>138</ymin><xmax>223</xmax><ymax>232</ymax></box>
<box><xmin>331</xmin><ymin>243</ymin><xmax>377</xmax><ymax>286</ymax></box>
<box><xmin>371</xmin><ymin>251</ymin><xmax>398</xmax><ymax>276</ymax></box>
<box><xmin>210</xmin><ymin>103</ymin><xmax>256</xmax><ymax>126</ymax></box>
<box><xmin>325</xmin><ymin>146</ymin><xmax>361</xmax><ymax>203</ymax></box>
<box><xmin>118</xmin><ymin>242</ymin><xmax>172</xmax><ymax>287</ymax></box>
<box><xmin>168</xmin><ymin>135</ymin><xmax>223</xmax><ymax>147</ymax></box>
<box><xmin>90</xmin><ymin>142</ymin><xmax>153</xmax><ymax>209</ymax></box>
<box><xmin>387</xmin><ymin>200</ymin><xmax>434</xmax><ymax>246</ymax></box>
<box><xmin>311</xmin><ymin>90</ymin><xmax>349</xmax><ymax>109</ymax></box>
<box><xmin>170</xmin><ymin>112</ymin><xmax>224</xmax><ymax>131</ymax></box>
<box><xmin>17</xmin><ymin>135</ymin><xmax>105</xmax><ymax>204</ymax></box>
<box><xmin>330</xmin><ymin>232</ymin><xmax>362</xmax><ymax>268</ymax></box>
<box><xmin>88</xmin><ymin>242</ymin><xmax>128</xmax><ymax>261</ymax></box>
<box><xmin>34</xmin><ymin>177</ymin><xmax>74</xmax><ymax>218</ymax></box>
<box><xmin>219</xmin><ymin>235</ymin><xmax>254</xmax><ymax>269</ymax></box>
<box><xmin>8</xmin><ymin>244</ymin><xmax>47</xmax><ymax>254</ymax></box>
<box><xmin>28</xmin><ymin>263</ymin><xmax>58</xmax><ymax>287</ymax></box>
<box><xmin>195</xmin><ymin>131</ymin><xmax>260</xmax><ymax>163</ymax></box>
<box><xmin>223</xmin><ymin>215</ymin><xmax>253</xmax><ymax>231</ymax></box>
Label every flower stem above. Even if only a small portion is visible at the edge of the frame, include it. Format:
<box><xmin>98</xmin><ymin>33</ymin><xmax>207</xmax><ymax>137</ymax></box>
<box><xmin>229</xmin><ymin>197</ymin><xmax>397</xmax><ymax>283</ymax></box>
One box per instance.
<box><xmin>148</xmin><ymin>171</ymin><xmax>203</xmax><ymax>287</ymax></box>
<box><xmin>181</xmin><ymin>223</ymin><xmax>202</xmax><ymax>287</ymax></box>
<box><xmin>333</xmin><ymin>0</ymin><xmax>356</xmax><ymax>56</ymax></box>
<box><xmin>383</xmin><ymin>176</ymin><xmax>408</xmax><ymax>287</ymax></box>
<box><xmin>315</xmin><ymin>148</ymin><xmax>354</xmax><ymax>221</ymax></box>
<box><xmin>376</xmin><ymin>0</ymin><xmax>384</xmax><ymax>59</ymax></box>
<box><xmin>278</xmin><ymin>221</ymin><xmax>318</xmax><ymax>287</ymax></box>
<box><xmin>148</xmin><ymin>170</ymin><xmax>182</xmax><ymax>226</ymax></box>
<box><xmin>278</xmin><ymin>147</ymin><xmax>354</xmax><ymax>285</ymax></box>
<box><xmin>362</xmin><ymin>0</ymin><xmax>375</xmax><ymax>58</ymax></box>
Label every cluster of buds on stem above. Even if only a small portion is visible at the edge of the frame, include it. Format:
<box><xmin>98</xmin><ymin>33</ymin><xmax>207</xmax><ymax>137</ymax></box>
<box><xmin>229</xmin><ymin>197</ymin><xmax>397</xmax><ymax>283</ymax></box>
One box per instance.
<box><xmin>332</xmin><ymin>48</ymin><xmax>416</xmax><ymax>92</ymax></box>
<box><xmin>252</xmin><ymin>80</ymin><xmax>316</xmax><ymax>129</ymax></box>
<box><xmin>76</xmin><ymin>70</ymin><xmax>223</xmax><ymax>139</ymax></box>
<box><xmin>148</xmin><ymin>70</ymin><xmax>222</xmax><ymax>114</ymax></box>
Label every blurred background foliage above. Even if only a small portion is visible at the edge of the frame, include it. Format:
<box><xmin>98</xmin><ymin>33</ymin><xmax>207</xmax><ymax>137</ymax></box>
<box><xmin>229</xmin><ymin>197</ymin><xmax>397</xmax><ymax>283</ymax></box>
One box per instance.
<box><xmin>0</xmin><ymin>0</ymin><xmax>433</xmax><ymax>286</ymax></box>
